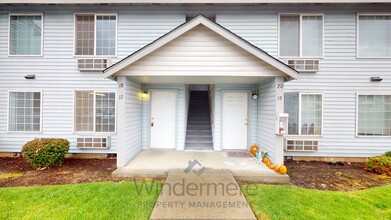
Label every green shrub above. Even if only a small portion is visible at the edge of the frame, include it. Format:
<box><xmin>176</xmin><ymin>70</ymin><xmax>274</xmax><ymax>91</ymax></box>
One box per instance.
<box><xmin>384</xmin><ymin>151</ymin><xmax>391</xmax><ymax>158</ymax></box>
<box><xmin>365</xmin><ymin>156</ymin><xmax>391</xmax><ymax>176</ymax></box>
<box><xmin>22</xmin><ymin>138</ymin><xmax>70</xmax><ymax>169</ymax></box>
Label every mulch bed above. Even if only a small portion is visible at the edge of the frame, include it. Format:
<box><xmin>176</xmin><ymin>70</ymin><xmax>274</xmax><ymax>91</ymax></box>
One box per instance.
<box><xmin>286</xmin><ymin>160</ymin><xmax>390</xmax><ymax>191</ymax></box>
<box><xmin>0</xmin><ymin>157</ymin><xmax>390</xmax><ymax>191</ymax></box>
<box><xmin>0</xmin><ymin>157</ymin><xmax>127</xmax><ymax>188</ymax></box>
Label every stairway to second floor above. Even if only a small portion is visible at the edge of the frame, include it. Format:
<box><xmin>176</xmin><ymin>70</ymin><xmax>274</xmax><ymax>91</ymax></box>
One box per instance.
<box><xmin>185</xmin><ymin>91</ymin><xmax>213</xmax><ymax>151</ymax></box>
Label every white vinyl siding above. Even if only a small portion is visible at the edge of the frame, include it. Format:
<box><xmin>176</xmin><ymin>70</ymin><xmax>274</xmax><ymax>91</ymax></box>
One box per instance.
<box><xmin>75</xmin><ymin>14</ymin><xmax>117</xmax><ymax>56</ymax></box>
<box><xmin>74</xmin><ymin>91</ymin><xmax>116</xmax><ymax>133</ymax></box>
<box><xmin>9</xmin><ymin>14</ymin><xmax>42</xmax><ymax>56</ymax></box>
<box><xmin>285</xmin><ymin>93</ymin><xmax>323</xmax><ymax>136</ymax></box>
<box><xmin>8</xmin><ymin>91</ymin><xmax>41</xmax><ymax>132</ymax></box>
<box><xmin>357</xmin><ymin>94</ymin><xmax>391</xmax><ymax>137</ymax></box>
<box><xmin>279</xmin><ymin>14</ymin><xmax>323</xmax><ymax>58</ymax></box>
<box><xmin>358</xmin><ymin>15</ymin><xmax>391</xmax><ymax>58</ymax></box>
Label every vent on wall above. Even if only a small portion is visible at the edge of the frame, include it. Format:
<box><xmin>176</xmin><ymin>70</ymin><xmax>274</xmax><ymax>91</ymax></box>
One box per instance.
<box><xmin>77</xmin><ymin>136</ymin><xmax>110</xmax><ymax>149</ymax></box>
<box><xmin>285</xmin><ymin>139</ymin><xmax>318</xmax><ymax>151</ymax></box>
<box><xmin>77</xmin><ymin>58</ymin><xmax>108</xmax><ymax>71</ymax></box>
<box><xmin>287</xmin><ymin>59</ymin><xmax>319</xmax><ymax>72</ymax></box>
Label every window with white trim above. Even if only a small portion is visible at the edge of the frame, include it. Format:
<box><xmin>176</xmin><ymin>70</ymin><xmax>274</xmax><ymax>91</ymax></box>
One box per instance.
<box><xmin>357</xmin><ymin>95</ymin><xmax>391</xmax><ymax>136</ymax></box>
<box><xmin>75</xmin><ymin>91</ymin><xmax>116</xmax><ymax>133</ymax></box>
<box><xmin>279</xmin><ymin>14</ymin><xmax>323</xmax><ymax>57</ymax></box>
<box><xmin>358</xmin><ymin>15</ymin><xmax>391</xmax><ymax>58</ymax></box>
<box><xmin>284</xmin><ymin>93</ymin><xmax>323</xmax><ymax>135</ymax></box>
<box><xmin>8</xmin><ymin>91</ymin><xmax>41</xmax><ymax>132</ymax></box>
<box><xmin>75</xmin><ymin>14</ymin><xmax>117</xmax><ymax>56</ymax></box>
<box><xmin>9</xmin><ymin>14</ymin><xmax>42</xmax><ymax>56</ymax></box>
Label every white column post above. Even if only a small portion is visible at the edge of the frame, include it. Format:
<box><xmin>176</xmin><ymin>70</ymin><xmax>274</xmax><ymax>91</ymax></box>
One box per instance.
<box><xmin>275</xmin><ymin>77</ymin><xmax>285</xmax><ymax>166</ymax></box>
<box><xmin>116</xmin><ymin>76</ymin><xmax>126</xmax><ymax>167</ymax></box>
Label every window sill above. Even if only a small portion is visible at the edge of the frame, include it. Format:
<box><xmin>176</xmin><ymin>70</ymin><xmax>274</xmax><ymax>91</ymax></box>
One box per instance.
<box><xmin>8</xmin><ymin>55</ymin><xmax>43</xmax><ymax>57</ymax></box>
<box><xmin>356</xmin><ymin>57</ymin><xmax>391</xmax><ymax>59</ymax></box>
<box><xmin>356</xmin><ymin>135</ymin><xmax>391</xmax><ymax>138</ymax></box>
<box><xmin>73</xmin><ymin>132</ymin><xmax>117</xmax><ymax>135</ymax></box>
<box><xmin>284</xmin><ymin>135</ymin><xmax>323</xmax><ymax>138</ymax></box>
<box><xmin>7</xmin><ymin>131</ymin><xmax>42</xmax><ymax>134</ymax></box>
<box><xmin>279</xmin><ymin>56</ymin><xmax>323</xmax><ymax>59</ymax></box>
<box><xmin>74</xmin><ymin>55</ymin><xmax>117</xmax><ymax>58</ymax></box>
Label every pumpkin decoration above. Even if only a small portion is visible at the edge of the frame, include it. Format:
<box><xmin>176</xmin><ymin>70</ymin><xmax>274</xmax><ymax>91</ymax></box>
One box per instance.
<box><xmin>270</xmin><ymin>165</ymin><xmax>275</xmax><ymax>170</ymax></box>
<box><xmin>250</xmin><ymin>145</ymin><xmax>260</xmax><ymax>157</ymax></box>
<box><xmin>279</xmin><ymin>165</ymin><xmax>287</xmax><ymax>175</ymax></box>
<box><xmin>263</xmin><ymin>157</ymin><xmax>269</xmax><ymax>164</ymax></box>
<box><xmin>274</xmin><ymin>166</ymin><xmax>279</xmax><ymax>172</ymax></box>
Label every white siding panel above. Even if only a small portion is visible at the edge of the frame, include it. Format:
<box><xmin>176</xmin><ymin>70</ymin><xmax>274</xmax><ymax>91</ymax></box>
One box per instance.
<box><xmin>122</xmin><ymin>78</ymin><xmax>142</xmax><ymax>166</ymax></box>
<box><xmin>119</xmin><ymin>25</ymin><xmax>283</xmax><ymax>77</ymax></box>
<box><xmin>0</xmin><ymin>8</ymin><xmax>184</xmax><ymax>153</ymax></box>
<box><xmin>257</xmin><ymin>79</ymin><xmax>277</xmax><ymax>162</ymax></box>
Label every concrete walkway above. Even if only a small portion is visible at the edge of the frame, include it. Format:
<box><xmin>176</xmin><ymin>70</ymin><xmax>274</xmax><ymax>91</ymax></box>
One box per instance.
<box><xmin>113</xmin><ymin>150</ymin><xmax>289</xmax><ymax>183</ymax></box>
<box><xmin>149</xmin><ymin>169</ymin><xmax>256</xmax><ymax>220</ymax></box>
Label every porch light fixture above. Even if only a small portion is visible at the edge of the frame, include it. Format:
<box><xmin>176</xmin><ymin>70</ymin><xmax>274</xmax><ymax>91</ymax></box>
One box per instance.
<box><xmin>252</xmin><ymin>94</ymin><xmax>258</xmax><ymax>100</ymax></box>
<box><xmin>142</xmin><ymin>91</ymin><xmax>148</xmax><ymax>99</ymax></box>
<box><xmin>370</xmin><ymin>77</ymin><xmax>383</xmax><ymax>82</ymax></box>
<box><xmin>24</xmin><ymin>74</ymin><xmax>35</xmax><ymax>80</ymax></box>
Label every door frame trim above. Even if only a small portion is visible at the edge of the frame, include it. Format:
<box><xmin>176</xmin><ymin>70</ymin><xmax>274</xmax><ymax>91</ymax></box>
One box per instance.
<box><xmin>221</xmin><ymin>90</ymin><xmax>251</xmax><ymax>150</ymax></box>
<box><xmin>148</xmin><ymin>89</ymin><xmax>178</xmax><ymax>149</ymax></box>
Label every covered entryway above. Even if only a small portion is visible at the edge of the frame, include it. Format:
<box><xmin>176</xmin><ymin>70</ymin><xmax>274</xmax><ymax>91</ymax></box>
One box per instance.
<box><xmin>222</xmin><ymin>91</ymin><xmax>248</xmax><ymax>150</ymax></box>
<box><xmin>103</xmin><ymin>15</ymin><xmax>298</xmax><ymax>168</ymax></box>
<box><xmin>150</xmin><ymin>90</ymin><xmax>177</xmax><ymax>149</ymax></box>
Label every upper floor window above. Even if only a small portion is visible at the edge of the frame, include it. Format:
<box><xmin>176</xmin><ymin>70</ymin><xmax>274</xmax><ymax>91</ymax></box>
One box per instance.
<box><xmin>75</xmin><ymin>14</ymin><xmax>117</xmax><ymax>56</ymax></box>
<box><xmin>8</xmin><ymin>91</ymin><xmax>41</xmax><ymax>132</ymax></box>
<box><xmin>358</xmin><ymin>15</ymin><xmax>391</xmax><ymax>58</ymax></box>
<box><xmin>357</xmin><ymin>94</ymin><xmax>391</xmax><ymax>136</ymax></box>
<box><xmin>284</xmin><ymin>93</ymin><xmax>323</xmax><ymax>136</ymax></box>
<box><xmin>9</xmin><ymin>14</ymin><xmax>43</xmax><ymax>56</ymax></box>
<box><xmin>279</xmin><ymin>14</ymin><xmax>323</xmax><ymax>58</ymax></box>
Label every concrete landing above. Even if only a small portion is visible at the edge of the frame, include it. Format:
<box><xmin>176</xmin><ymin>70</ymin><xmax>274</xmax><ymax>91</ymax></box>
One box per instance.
<box><xmin>112</xmin><ymin>150</ymin><xmax>289</xmax><ymax>184</ymax></box>
<box><xmin>149</xmin><ymin>169</ymin><xmax>256</xmax><ymax>220</ymax></box>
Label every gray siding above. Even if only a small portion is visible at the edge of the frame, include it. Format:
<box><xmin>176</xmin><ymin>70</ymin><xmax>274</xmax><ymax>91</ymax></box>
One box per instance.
<box><xmin>257</xmin><ymin>79</ymin><xmax>277</xmax><ymax>162</ymax></box>
<box><xmin>219</xmin><ymin>6</ymin><xmax>391</xmax><ymax>158</ymax></box>
<box><xmin>0</xmin><ymin>6</ymin><xmax>184</xmax><ymax>153</ymax></box>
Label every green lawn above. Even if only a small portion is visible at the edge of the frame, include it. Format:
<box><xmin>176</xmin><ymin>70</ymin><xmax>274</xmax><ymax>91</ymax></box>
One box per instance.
<box><xmin>1</xmin><ymin>181</ymin><xmax>390</xmax><ymax>220</ymax></box>
<box><xmin>243</xmin><ymin>184</ymin><xmax>391</xmax><ymax>220</ymax></box>
<box><xmin>0</xmin><ymin>181</ymin><xmax>161</xmax><ymax>220</ymax></box>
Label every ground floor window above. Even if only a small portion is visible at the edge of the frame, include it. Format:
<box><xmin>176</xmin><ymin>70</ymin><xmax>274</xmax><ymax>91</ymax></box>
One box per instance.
<box><xmin>8</xmin><ymin>91</ymin><xmax>41</xmax><ymax>132</ymax></box>
<box><xmin>357</xmin><ymin>94</ymin><xmax>391</xmax><ymax>136</ymax></box>
<box><xmin>284</xmin><ymin>93</ymin><xmax>322</xmax><ymax>135</ymax></box>
<box><xmin>74</xmin><ymin>90</ymin><xmax>116</xmax><ymax>133</ymax></box>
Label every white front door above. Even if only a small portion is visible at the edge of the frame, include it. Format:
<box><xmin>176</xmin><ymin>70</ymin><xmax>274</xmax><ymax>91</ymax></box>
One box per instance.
<box><xmin>222</xmin><ymin>92</ymin><xmax>248</xmax><ymax>150</ymax></box>
<box><xmin>150</xmin><ymin>90</ymin><xmax>176</xmax><ymax>149</ymax></box>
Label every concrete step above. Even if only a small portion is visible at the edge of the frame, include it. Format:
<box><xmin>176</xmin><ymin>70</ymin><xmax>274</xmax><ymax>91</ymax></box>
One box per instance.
<box><xmin>185</xmin><ymin>142</ymin><xmax>214</xmax><ymax>148</ymax></box>
<box><xmin>187</xmin><ymin>121</ymin><xmax>210</xmax><ymax>125</ymax></box>
<box><xmin>186</xmin><ymin>136</ymin><xmax>213</xmax><ymax>142</ymax></box>
<box><xmin>186</xmin><ymin>134</ymin><xmax>212</xmax><ymax>137</ymax></box>
<box><xmin>187</xmin><ymin>125</ymin><xmax>211</xmax><ymax>129</ymax></box>
<box><xmin>186</xmin><ymin>130</ymin><xmax>212</xmax><ymax>135</ymax></box>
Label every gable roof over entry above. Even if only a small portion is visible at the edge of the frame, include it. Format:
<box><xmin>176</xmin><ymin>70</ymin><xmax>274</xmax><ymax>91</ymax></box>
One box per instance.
<box><xmin>103</xmin><ymin>15</ymin><xmax>299</xmax><ymax>82</ymax></box>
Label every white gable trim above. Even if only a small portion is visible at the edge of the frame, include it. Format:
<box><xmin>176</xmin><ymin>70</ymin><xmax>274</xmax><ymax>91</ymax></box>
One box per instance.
<box><xmin>103</xmin><ymin>15</ymin><xmax>298</xmax><ymax>79</ymax></box>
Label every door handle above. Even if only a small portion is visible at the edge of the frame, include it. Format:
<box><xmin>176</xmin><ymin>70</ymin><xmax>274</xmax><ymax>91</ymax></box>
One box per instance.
<box><xmin>245</xmin><ymin>118</ymin><xmax>248</xmax><ymax>126</ymax></box>
<box><xmin>151</xmin><ymin>122</ymin><xmax>154</xmax><ymax>127</ymax></box>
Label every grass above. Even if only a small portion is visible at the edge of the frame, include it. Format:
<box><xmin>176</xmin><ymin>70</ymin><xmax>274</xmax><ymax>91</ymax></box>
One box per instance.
<box><xmin>0</xmin><ymin>181</ymin><xmax>162</xmax><ymax>220</ymax></box>
<box><xmin>243</xmin><ymin>184</ymin><xmax>391</xmax><ymax>220</ymax></box>
<box><xmin>1</xmin><ymin>181</ymin><xmax>390</xmax><ymax>219</ymax></box>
